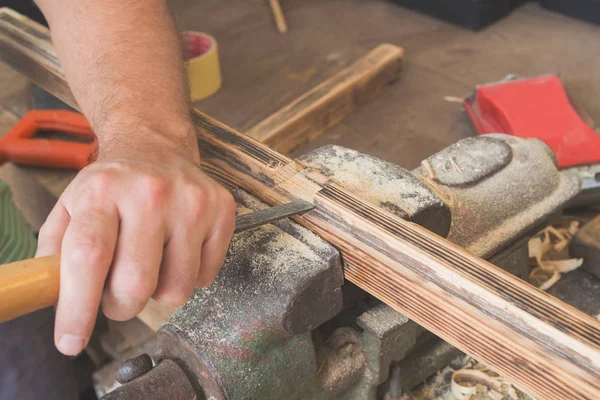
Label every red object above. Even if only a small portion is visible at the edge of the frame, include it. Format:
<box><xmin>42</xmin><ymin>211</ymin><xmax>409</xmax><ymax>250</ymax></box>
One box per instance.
<box><xmin>0</xmin><ymin>110</ymin><xmax>97</xmax><ymax>169</ymax></box>
<box><xmin>464</xmin><ymin>74</ymin><xmax>600</xmax><ymax>168</ymax></box>
<box><xmin>181</xmin><ymin>32</ymin><xmax>213</xmax><ymax>60</ymax></box>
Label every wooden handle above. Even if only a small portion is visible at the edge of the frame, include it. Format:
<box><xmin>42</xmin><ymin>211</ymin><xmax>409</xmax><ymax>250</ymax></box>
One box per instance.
<box><xmin>0</xmin><ymin>254</ymin><xmax>60</xmax><ymax>322</ymax></box>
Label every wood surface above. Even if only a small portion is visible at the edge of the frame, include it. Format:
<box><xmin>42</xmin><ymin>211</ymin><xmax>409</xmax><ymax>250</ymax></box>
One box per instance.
<box><xmin>247</xmin><ymin>43</ymin><xmax>403</xmax><ymax>153</ymax></box>
<box><xmin>268</xmin><ymin>0</ymin><xmax>287</xmax><ymax>33</ymax></box>
<box><xmin>1</xmin><ymin>9</ymin><xmax>600</xmax><ymax>399</ymax></box>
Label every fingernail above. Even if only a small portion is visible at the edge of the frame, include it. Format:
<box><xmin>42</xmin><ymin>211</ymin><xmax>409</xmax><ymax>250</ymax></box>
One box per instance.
<box><xmin>57</xmin><ymin>334</ymin><xmax>85</xmax><ymax>355</ymax></box>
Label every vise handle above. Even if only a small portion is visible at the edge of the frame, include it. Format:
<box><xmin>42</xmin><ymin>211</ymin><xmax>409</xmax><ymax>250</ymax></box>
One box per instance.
<box><xmin>0</xmin><ymin>200</ymin><xmax>312</xmax><ymax>322</ymax></box>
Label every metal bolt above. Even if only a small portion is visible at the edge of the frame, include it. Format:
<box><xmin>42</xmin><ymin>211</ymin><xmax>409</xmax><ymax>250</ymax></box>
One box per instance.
<box><xmin>115</xmin><ymin>353</ymin><xmax>154</xmax><ymax>384</ymax></box>
<box><xmin>384</xmin><ymin>364</ymin><xmax>403</xmax><ymax>400</ymax></box>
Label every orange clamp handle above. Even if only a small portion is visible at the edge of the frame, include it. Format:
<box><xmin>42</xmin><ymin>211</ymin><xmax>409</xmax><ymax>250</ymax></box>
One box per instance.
<box><xmin>0</xmin><ymin>110</ymin><xmax>97</xmax><ymax>169</ymax></box>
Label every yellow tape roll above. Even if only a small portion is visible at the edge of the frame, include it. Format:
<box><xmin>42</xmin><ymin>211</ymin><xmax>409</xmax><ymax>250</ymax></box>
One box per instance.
<box><xmin>182</xmin><ymin>32</ymin><xmax>222</xmax><ymax>101</ymax></box>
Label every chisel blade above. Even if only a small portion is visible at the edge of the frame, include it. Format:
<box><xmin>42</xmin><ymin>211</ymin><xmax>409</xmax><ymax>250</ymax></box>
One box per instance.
<box><xmin>234</xmin><ymin>200</ymin><xmax>313</xmax><ymax>234</ymax></box>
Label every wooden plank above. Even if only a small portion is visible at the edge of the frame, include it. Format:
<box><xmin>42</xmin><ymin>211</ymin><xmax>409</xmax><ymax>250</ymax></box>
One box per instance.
<box><xmin>247</xmin><ymin>43</ymin><xmax>403</xmax><ymax>153</ymax></box>
<box><xmin>1</xmin><ymin>9</ymin><xmax>600</xmax><ymax>399</ymax></box>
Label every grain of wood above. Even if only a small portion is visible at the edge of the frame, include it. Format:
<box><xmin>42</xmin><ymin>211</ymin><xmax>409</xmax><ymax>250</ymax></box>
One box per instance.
<box><xmin>247</xmin><ymin>43</ymin><xmax>403</xmax><ymax>153</ymax></box>
<box><xmin>2</xmin><ymin>9</ymin><xmax>600</xmax><ymax>399</ymax></box>
<box><xmin>268</xmin><ymin>0</ymin><xmax>287</xmax><ymax>33</ymax></box>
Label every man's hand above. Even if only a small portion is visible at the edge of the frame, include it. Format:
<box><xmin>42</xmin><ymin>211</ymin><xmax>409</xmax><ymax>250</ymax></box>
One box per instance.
<box><xmin>36</xmin><ymin>132</ymin><xmax>235</xmax><ymax>356</ymax></box>
<box><xmin>32</xmin><ymin>0</ymin><xmax>235</xmax><ymax>355</ymax></box>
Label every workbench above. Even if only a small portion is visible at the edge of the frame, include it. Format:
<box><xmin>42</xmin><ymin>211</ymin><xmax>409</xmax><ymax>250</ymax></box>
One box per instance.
<box><xmin>1</xmin><ymin>1</ymin><xmax>600</xmax><ymax>398</ymax></box>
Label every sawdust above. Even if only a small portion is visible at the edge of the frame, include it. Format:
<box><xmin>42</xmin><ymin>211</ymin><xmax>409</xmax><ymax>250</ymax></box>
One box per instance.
<box><xmin>234</xmin><ymin>190</ymin><xmax>334</xmax><ymax>262</ymax></box>
<box><xmin>246</xmin><ymin>224</ymin><xmax>324</xmax><ymax>276</ymax></box>
<box><xmin>233</xmin><ymin>190</ymin><xmax>333</xmax><ymax>258</ymax></box>
<box><xmin>357</xmin><ymin>303</ymin><xmax>409</xmax><ymax>339</ymax></box>
<box><xmin>414</xmin><ymin>134</ymin><xmax>580</xmax><ymax>258</ymax></box>
<box><xmin>299</xmin><ymin>145</ymin><xmax>441</xmax><ymax>218</ymax></box>
<box><xmin>164</xmin><ymin>188</ymin><xmax>344</xmax><ymax>399</ymax></box>
<box><xmin>166</xmin><ymin>189</ymin><xmax>341</xmax><ymax>396</ymax></box>
<box><xmin>169</xmin><ymin>189</ymin><xmax>339</xmax><ymax>347</ymax></box>
<box><xmin>317</xmin><ymin>327</ymin><xmax>366</xmax><ymax>395</ymax></box>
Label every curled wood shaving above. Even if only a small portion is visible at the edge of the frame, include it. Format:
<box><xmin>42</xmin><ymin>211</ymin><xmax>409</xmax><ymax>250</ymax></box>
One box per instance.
<box><xmin>414</xmin><ymin>355</ymin><xmax>533</xmax><ymax>400</ymax></box>
<box><xmin>451</xmin><ymin>369</ymin><xmax>499</xmax><ymax>399</ymax></box>
<box><xmin>538</xmin><ymin>258</ymin><xmax>583</xmax><ymax>273</ymax></box>
<box><xmin>528</xmin><ymin>221</ymin><xmax>583</xmax><ymax>291</ymax></box>
<box><xmin>451</xmin><ymin>363</ymin><xmax>521</xmax><ymax>400</ymax></box>
<box><xmin>530</xmin><ymin>269</ymin><xmax>561</xmax><ymax>291</ymax></box>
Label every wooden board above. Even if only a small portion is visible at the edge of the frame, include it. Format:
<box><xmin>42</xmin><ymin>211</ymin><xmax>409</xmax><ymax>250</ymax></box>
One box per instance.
<box><xmin>2</xmin><ymin>9</ymin><xmax>600</xmax><ymax>399</ymax></box>
<box><xmin>247</xmin><ymin>43</ymin><xmax>403</xmax><ymax>153</ymax></box>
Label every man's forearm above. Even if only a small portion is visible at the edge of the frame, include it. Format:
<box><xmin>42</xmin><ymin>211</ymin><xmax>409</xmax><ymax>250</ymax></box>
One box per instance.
<box><xmin>32</xmin><ymin>0</ymin><xmax>236</xmax><ymax>357</ymax></box>
<box><xmin>34</xmin><ymin>0</ymin><xmax>196</xmax><ymax>156</ymax></box>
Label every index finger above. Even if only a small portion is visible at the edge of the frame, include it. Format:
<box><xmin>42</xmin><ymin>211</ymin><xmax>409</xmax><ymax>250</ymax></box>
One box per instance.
<box><xmin>55</xmin><ymin>201</ymin><xmax>118</xmax><ymax>355</ymax></box>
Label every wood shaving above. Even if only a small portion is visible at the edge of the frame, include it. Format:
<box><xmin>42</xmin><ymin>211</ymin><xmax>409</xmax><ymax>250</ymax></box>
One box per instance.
<box><xmin>528</xmin><ymin>220</ymin><xmax>584</xmax><ymax>290</ymax></box>
<box><xmin>449</xmin><ymin>358</ymin><xmax>529</xmax><ymax>400</ymax></box>
<box><xmin>444</xmin><ymin>96</ymin><xmax>464</xmax><ymax>103</ymax></box>
<box><xmin>413</xmin><ymin>355</ymin><xmax>534</xmax><ymax>400</ymax></box>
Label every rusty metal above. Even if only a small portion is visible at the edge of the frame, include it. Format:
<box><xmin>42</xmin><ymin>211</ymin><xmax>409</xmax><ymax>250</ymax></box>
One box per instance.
<box><xmin>155</xmin><ymin>189</ymin><xmax>343</xmax><ymax>399</ymax></box>
<box><xmin>102</xmin><ymin>359</ymin><xmax>198</xmax><ymax>400</ymax></box>
<box><xmin>115</xmin><ymin>353</ymin><xmax>153</xmax><ymax>384</ymax></box>
<box><xmin>383</xmin><ymin>365</ymin><xmax>403</xmax><ymax>400</ymax></box>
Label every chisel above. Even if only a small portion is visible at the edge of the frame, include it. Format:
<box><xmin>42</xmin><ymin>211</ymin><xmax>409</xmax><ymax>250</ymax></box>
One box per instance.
<box><xmin>0</xmin><ymin>200</ymin><xmax>313</xmax><ymax>323</ymax></box>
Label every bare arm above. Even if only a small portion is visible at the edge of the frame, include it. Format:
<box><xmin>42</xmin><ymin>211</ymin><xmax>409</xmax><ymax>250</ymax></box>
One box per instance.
<box><xmin>34</xmin><ymin>0</ymin><xmax>235</xmax><ymax>355</ymax></box>
<box><xmin>37</xmin><ymin>0</ymin><xmax>196</xmax><ymax>154</ymax></box>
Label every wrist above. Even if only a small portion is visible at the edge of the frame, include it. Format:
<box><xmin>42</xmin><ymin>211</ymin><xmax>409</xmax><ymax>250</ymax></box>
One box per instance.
<box><xmin>96</xmin><ymin>120</ymin><xmax>200</xmax><ymax>163</ymax></box>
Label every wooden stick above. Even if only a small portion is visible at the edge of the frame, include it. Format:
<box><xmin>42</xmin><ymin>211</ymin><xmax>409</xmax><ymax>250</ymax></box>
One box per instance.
<box><xmin>268</xmin><ymin>0</ymin><xmax>287</xmax><ymax>34</ymax></box>
<box><xmin>1</xmin><ymin>9</ymin><xmax>600</xmax><ymax>399</ymax></box>
<box><xmin>247</xmin><ymin>44</ymin><xmax>403</xmax><ymax>153</ymax></box>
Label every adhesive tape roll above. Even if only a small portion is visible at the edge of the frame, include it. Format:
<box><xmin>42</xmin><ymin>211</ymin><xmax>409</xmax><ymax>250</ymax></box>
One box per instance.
<box><xmin>182</xmin><ymin>31</ymin><xmax>222</xmax><ymax>101</ymax></box>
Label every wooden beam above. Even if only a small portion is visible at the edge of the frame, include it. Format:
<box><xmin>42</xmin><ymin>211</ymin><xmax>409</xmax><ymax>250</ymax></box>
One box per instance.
<box><xmin>246</xmin><ymin>43</ymin><xmax>403</xmax><ymax>153</ymax></box>
<box><xmin>1</xmin><ymin>9</ymin><xmax>600</xmax><ymax>399</ymax></box>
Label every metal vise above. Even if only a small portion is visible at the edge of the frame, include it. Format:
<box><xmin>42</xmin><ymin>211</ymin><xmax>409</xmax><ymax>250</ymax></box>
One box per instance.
<box><xmin>104</xmin><ymin>135</ymin><xmax>579</xmax><ymax>399</ymax></box>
